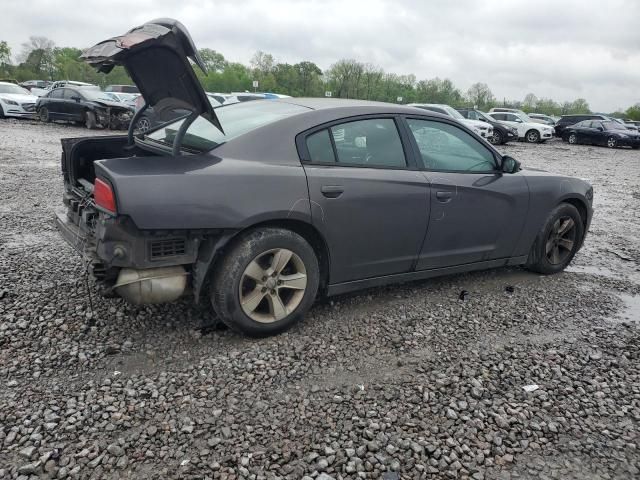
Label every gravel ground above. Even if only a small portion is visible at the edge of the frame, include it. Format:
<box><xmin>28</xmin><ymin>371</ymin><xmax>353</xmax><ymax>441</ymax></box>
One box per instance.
<box><xmin>1</xmin><ymin>118</ymin><xmax>639</xmax><ymax>480</ymax></box>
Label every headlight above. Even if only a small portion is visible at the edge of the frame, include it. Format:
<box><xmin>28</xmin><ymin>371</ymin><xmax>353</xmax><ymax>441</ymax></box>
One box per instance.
<box><xmin>3</xmin><ymin>99</ymin><xmax>18</xmax><ymax>105</ymax></box>
<box><xmin>509</xmin><ymin>127</ymin><xmax>518</xmax><ymax>134</ymax></box>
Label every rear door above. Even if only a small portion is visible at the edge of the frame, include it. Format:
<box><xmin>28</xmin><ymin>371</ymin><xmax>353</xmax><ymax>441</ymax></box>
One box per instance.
<box><xmin>300</xmin><ymin>116</ymin><xmax>430</xmax><ymax>284</ymax></box>
<box><xmin>44</xmin><ymin>88</ymin><xmax>65</xmax><ymax>117</ymax></box>
<box><xmin>404</xmin><ymin>117</ymin><xmax>529</xmax><ymax>269</ymax></box>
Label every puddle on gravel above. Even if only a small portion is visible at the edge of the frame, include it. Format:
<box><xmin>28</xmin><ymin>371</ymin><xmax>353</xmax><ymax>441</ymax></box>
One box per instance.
<box><xmin>566</xmin><ymin>264</ymin><xmax>640</xmax><ymax>285</ymax></box>
<box><xmin>613</xmin><ymin>293</ymin><xmax>640</xmax><ymax>323</ymax></box>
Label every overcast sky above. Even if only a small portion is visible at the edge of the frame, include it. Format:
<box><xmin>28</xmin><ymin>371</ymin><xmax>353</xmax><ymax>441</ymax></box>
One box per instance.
<box><xmin>3</xmin><ymin>0</ymin><xmax>640</xmax><ymax>112</ymax></box>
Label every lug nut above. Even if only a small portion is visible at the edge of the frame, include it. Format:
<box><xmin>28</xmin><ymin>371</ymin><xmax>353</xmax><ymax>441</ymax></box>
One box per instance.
<box><xmin>261</xmin><ymin>287</ymin><xmax>267</xmax><ymax>293</ymax></box>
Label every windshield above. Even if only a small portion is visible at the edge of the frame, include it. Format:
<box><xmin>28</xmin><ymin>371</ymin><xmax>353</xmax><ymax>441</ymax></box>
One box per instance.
<box><xmin>146</xmin><ymin>100</ymin><xmax>310</xmax><ymax>152</ymax></box>
<box><xmin>0</xmin><ymin>84</ymin><xmax>31</xmax><ymax>95</ymax></box>
<box><xmin>603</xmin><ymin>121</ymin><xmax>627</xmax><ymax>131</ymax></box>
<box><xmin>81</xmin><ymin>90</ymin><xmax>122</xmax><ymax>103</ymax></box>
<box><xmin>444</xmin><ymin>106</ymin><xmax>465</xmax><ymax>120</ymax></box>
<box><xmin>478</xmin><ymin>111</ymin><xmax>493</xmax><ymax>122</ymax></box>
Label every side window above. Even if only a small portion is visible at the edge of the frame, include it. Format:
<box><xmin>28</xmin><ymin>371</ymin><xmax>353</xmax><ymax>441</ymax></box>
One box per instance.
<box><xmin>407</xmin><ymin>119</ymin><xmax>496</xmax><ymax>172</ymax></box>
<box><xmin>504</xmin><ymin>114</ymin><xmax>518</xmax><ymax>122</ymax></box>
<box><xmin>63</xmin><ymin>89</ymin><xmax>78</xmax><ymax>100</ymax></box>
<box><xmin>48</xmin><ymin>89</ymin><xmax>63</xmax><ymax>99</ymax></box>
<box><xmin>327</xmin><ymin>118</ymin><xmax>406</xmax><ymax>168</ymax></box>
<box><xmin>306</xmin><ymin>129</ymin><xmax>336</xmax><ymax>163</ymax></box>
<box><xmin>492</xmin><ymin>113</ymin><xmax>506</xmax><ymax>121</ymax></box>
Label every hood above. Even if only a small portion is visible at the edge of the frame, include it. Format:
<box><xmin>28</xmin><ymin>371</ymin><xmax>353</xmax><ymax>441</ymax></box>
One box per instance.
<box><xmin>0</xmin><ymin>93</ymin><xmax>37</xmax><ymax>103</ymax></box>
<box><xmin>462</xmin><ymin>119</ymin><xmax>491</xmax><ymax>129</ymax></box>
<box><xmin>80</xmin><ymin>18</ymin><xmax>222</xmax><ymax>132</ymax></box>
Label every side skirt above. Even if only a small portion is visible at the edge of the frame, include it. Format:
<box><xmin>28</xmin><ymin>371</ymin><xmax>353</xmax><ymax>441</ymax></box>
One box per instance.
<box><xmin>326</xmin><ymin>256</ymin><xmax>529</xmax><ymax>296</ymax></box>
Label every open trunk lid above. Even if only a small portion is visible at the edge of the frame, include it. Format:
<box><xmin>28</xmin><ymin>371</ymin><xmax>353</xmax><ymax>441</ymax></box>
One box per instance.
<box><xmin>81</xmin><ymin>18</ymin><xmax>222</xmax><ymax>132</ymax></box>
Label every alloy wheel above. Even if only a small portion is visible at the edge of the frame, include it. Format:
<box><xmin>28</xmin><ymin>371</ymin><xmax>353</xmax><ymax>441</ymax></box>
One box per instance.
<box><xmin>527</xmin><ymin>131</ymin><xmax>540</xmax><ymax>143</ymax></box>
<box><xmin>489</xmin><ymin>131</ymin><xmax>502</xmax><ymax>145</ymax></box>
<box><xmin>39</xmin><ymin>107</ymin><xmax>49</xmax><ymax>122</ymax></box>
<box><xmin>238</xmin><ymin>248</ymin><xmax>307</xmax><ymax>323</ymax></box>
<box><xmin>136</xmin><ymin>117</ymin><xmax>151</xmax><ymax>133</ymax></box>
<box><xmin>545</xmin><ymin>216</ymin><xmax>577</xmax><ymax>265</ymax></box>
<box><xmin>607</xmin><ymin>137</ymin><xmax>617</xmax><ymax>148</ymax></box>
<box><xmin>568</xmin><ymin>133</ymin><xmax>577</xmax><ymax>144</ymax></box>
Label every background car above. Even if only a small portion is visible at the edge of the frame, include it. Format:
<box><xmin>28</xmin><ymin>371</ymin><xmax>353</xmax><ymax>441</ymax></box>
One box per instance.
<box><xmin>564</xmin><ymin>119</ymin><xmax>640</xmax><ymax>149</ymax></box>
<box><xmin>107</xmin><ymin>92</ymin><xmax>140</xmax><ymax>108</ymax></box>
<box><xmin>0</xmin><ymin>81</ymin><xmax>38</xmax><ymax>118</ymax></box>
<box><xmin>19</xmin><ymin>80</ymin><xmax>50</xmax><ymax>91</ymax></box>
<box><xmin>554</xmin><ymin>114</ymin><xmax>608</xmax><ymax>137</ymax></box>
<box><xmin>133</xmin><ymin>94</ymin><xmax>223</xmax><ymax>132</ymax></box>
<box><xmin>36</xmin><ymin>87</ymin><xmax>133</xmax><ymax>129</ymax></box>
<box><xmin>528</xmin><ymin>113</ymin><xmax>556</xmax><ymax>126</ymax></box>
<box><xmin>456</xmin><ymin>107</ymin><xmax>518</xmax><ymax>145</ymax></box>
<box><xmin>408</xmin><ymin>103</ymin><xmax>493</xmax><ymax>139</ymax></box>
<box><xmin>105</xmin><ymin>84</ymin><xmax>140</xmax><ymax>93</ymax></box>
<box><xmin>30</xmin><ymin>80</ymin><xmax>99</xmax><ymax>97</ymax></box>
<box><xmin>608</xmin><ymin>116</ymin><xmax>638</xmax><ymax>132</ymax></box>
<box><xmin>487</xmin><ymin>111</ymin><xmax>554</xmax><ymax>143</ymax></box>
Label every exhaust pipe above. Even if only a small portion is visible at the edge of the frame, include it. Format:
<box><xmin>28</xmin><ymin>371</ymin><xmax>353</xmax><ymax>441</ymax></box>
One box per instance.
<box><xmin>114</xmin><ymin>266</ymin><xmax>187</xmax><ymax>304</ymax></box>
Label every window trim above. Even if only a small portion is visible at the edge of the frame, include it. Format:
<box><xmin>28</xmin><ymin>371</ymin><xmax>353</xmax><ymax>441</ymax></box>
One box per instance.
<box><xmin>400</xmin><ymin>115</ymin><xmax>501</xmax><ymax>174</ymax></box>
<box><xmin>296</xmin><ymin>114</ymin><xmax>419</xmax><ymax>170</ymax></box>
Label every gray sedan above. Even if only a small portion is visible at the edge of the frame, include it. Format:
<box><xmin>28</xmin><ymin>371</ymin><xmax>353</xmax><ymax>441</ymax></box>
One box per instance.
<box><xmin>56</xmin><ymin>19</ymin><xmax>593</xmax><ymax>336</ymax></box>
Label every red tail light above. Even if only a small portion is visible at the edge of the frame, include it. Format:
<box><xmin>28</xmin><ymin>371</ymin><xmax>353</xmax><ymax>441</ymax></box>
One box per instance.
<box><xmin>94</xmin><ymin>178</ymin><xmax>117</xmax><ymax>214</ymax></box>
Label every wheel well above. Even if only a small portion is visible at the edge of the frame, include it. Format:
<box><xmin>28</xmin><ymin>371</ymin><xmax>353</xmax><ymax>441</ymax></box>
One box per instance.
<box><xmin>206</xmin><ymin>219</ymin><xmax>331</xmax><ymax>296</ymax></box>
<box><xmin>561</xmin><ymin>198</ymin><xmax>588</xmax><ymax>242</ymax></box>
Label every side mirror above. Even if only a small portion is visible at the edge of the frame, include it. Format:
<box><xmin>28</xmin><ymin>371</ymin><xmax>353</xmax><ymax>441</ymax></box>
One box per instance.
<box><xmin>501</xmin><ymin>156</ymin><xmax>521</xmax><ymax>174</ymax></box>
<box><xmin>597</xmin><ymin>126</ymin><xmax>604</xmax><ymax>132</ymax></box>
<box><xmin>72</xmin><ymin>96</ymin><xmax>81</xmax><ymax>102</ymax></box>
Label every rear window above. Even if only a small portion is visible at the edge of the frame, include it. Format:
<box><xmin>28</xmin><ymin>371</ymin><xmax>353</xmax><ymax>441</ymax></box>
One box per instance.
<box><xmin>145</xmin><ymin>101</ymin><xmax>309</xmax><ymax>152</ymax></box>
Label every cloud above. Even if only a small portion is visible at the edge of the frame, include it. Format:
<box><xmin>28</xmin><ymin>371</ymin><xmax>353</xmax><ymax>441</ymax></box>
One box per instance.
<box><xmin>3</xmin><ymin>0</ymin><xmax>639</xmax><ymax>111</ymax></box>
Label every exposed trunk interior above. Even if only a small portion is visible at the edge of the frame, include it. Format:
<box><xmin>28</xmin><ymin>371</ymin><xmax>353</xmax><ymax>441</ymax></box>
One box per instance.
<box><xmin>61</xmin><ymin>135</ymin><xmax>155</xmax><ymax>195</ymax></box>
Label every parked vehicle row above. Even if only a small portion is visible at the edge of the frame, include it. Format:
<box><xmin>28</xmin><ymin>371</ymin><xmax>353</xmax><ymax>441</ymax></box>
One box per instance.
<box><xmin>409</xmin><ymin>103</ymin><xmax>494</xmax><ymax>140</ymax></box>
<box><xmin>487</xmin><ymin>110</ymin><xmax>555</xmax><ymax>143</ymax></box>
<box><xmin>563</xmin><ymin>120</ymin><xmax>640</xmax><ymax>149</ymax></box>
<box><xmin>456</xmin><ymin>108</ymin><xmax>518</xmax><ymax>145</ymax></box>
<box><xmin>0</xmin><ymin>82</ymin><xmax>37</xmax><ymax>118</ymax></box>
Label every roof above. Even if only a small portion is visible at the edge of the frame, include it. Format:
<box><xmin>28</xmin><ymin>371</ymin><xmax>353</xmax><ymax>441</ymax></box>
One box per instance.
<box><xmin>273</xmin><ymin>97</ymin><xmax>438</xmax><ymax>116</ymax></box>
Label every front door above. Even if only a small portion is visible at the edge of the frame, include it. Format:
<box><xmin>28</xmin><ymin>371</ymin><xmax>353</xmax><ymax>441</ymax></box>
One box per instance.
<box><xmin>404</xmin><ymin>117</ymin><xmax>529</xmax><ymax>269</ymax></box>
<box><xmin>301</xmin><ymin>117</ymin><xmax>430</xmax><ymax>284</ymax></box>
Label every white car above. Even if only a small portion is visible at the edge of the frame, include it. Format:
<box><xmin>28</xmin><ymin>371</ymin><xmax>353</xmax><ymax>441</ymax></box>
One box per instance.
<box><xmin>0</xmin><ymin>82</ymin><xmax>38</xmax><ymax>118</ymax></box>
<box><xmin>30</xmin><ymin>80</ymin><xmax>99</xmax><ymax>97</ymax></box>
<box><xmin>409</xmin><ymin>103</ymin><xmax>493</xmax><ymax>139</ymax></box>
<box><xmin>487</xmin><ymin>111</ymin><xmax>554</xmax><ymax>143</ymax></box>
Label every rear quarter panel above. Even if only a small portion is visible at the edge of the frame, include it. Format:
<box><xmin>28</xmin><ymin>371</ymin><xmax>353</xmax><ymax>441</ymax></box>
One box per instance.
<box><xmin>94</xmin><ymin>154</ymin><xmax>311</xmax><ymax>230</ymax></box>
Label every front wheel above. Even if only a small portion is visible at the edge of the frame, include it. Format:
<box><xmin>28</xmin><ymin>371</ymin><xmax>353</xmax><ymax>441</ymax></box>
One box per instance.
<box><xmin>606</xmin><ymin>136</ymin><xmax>617</xmax><ymax>148</ymax></box>
<box><xmin>39</xmin><ymin>107</ymin><xmax>50</xmax><ymax>122</ymax></box>
<box><xmin>211</xmin><ymin>228</ymin><xmax>320</xmax><ymax>337</ymax></box>
<box><xmin>525</xmin><ymin>129</ymin><xmax>540</xmax><ymax>143</ymax></box>
<box><xmin>568</xmin><ymin>133</ymin><xmax>577</xmax><ymax>144</ymax></box>
<box><xmin>85</xmin><ymin>111</ymin><xmax>97</xmax><ymax>129</ymax></box>
<box><xmin>525</xmin><ymin>203</ymin><xmax>584</xmax><ymax>274</ymax></box>
<box><xmin>489</xmin><ymin>130</ymin><xmax>503</xmax><ymax>145</ymax></box>
<box><xmin>0</xmin><ymin>104</ymin><xmax>5</xmax><ymax>118</ymax></box>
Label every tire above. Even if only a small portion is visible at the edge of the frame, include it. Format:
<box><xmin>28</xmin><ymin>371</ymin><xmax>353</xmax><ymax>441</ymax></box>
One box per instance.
<box><xmin>85</xmin><ymin>111</ymin><xmax>97</xmax><ymax>129</ymax></box>
<box><xmin>525</xmin><ymin>129</ymin><xmax>540</xmax><ymax>143</ymax></box>
<box><xmin>568</xmin><ymin>133</ymin><xmax>577</xmax><ymax>145</ymax></box>
<box><xmin>135</xmin><ymin>115</ymin><xmax>152</xmax><ymax>133</ymax></box>
<box><xmin>38</xmin><ymin>107</ymin><xmax>50</xmax><ymax>122</ymax></box>
<box><xmin>489</xmin><ymin>130</ymin><xmax>502</xmax><ymax>145</ymax></box>
<box><xmin>525</xmin><ymin>203</ymin><xmax>584</xmax><ymax>275</ymax></box>
<box><xmin>0</xmin><ymin>104</ymin><xmax>5</xmax><ymax>118</ymax></box>
<box><xmin>211</xmin><ymin>228</ymin><xmax>320</xmax><ymax>337</ymax></box>
<box><xmin>606</xmin><ymin>136</ymin><xmax>617</xmax><ymax>148</ymax></box>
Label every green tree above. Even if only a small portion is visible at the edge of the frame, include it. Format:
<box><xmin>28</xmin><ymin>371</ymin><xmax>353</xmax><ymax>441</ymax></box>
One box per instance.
<box><xmin>415</xmin><ymin>78</ymin><xmax>463</xmax><ymax>105</ymax></box>
<box><xmin>199</xmin><ymin>48</ymin><xmax>226</xmax><ymax>73</ymax></box>
<box><xmin>294</xmin><ymin>61</ymin><xmax>323</xmax><ymax>96</ymax></box>
<box><xmin>625</xmin><ymin>103</ymin><xmax>640</xmax><ymax>121</ymax></box>
<box><xmin>467</xmin><ymin>82</ymin><xmax>495</xmax><ymax>110</ymax></box>
<box><xmin>0</xmin><ymin>41</ymin><xmax>11</xmax><ymax>76</ymax></box>
<box><xmin>568</xmin><ymin>98</ymin><xmax>590</xmax><ymax>114</ymax></box>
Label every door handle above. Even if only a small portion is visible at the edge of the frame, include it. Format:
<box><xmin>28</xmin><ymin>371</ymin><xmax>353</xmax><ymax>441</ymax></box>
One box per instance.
<box><xmin>321</xmin><ymin>185</ymin><xmax>344</xmax><ymax>198</ymax></box>
<box><xmin>436</xmin><ymin>191</ymin><xmax>453</xmax><ymax>203</ymax></box>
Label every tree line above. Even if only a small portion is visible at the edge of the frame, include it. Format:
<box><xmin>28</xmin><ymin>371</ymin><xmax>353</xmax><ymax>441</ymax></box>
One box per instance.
<box><xmin>1</xmin><ymin>37</ymin><xmax>639</xmax><ymax>120</ymax></box>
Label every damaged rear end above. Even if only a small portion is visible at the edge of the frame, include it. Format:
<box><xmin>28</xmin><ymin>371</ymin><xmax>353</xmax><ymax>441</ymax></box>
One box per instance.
<box><xmin>55</xmin><ymin>136</ymin><xmax>197</xmax><ymax>304</ymax></box>
<box><xmin>55</xmin><ymin>18</ymin><xmax>222</xmax><ymax>304</ymax></box>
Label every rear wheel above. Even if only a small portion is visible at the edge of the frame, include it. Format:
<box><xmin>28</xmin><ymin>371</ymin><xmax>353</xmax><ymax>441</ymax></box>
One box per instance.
<box><xmin>525</xmin><ymin>129</ymin><xmax>540</xmax><ymax>143</ymax></box>
<box><xmin>85</xmin><ymin>111</ymin><xmax>97</xmax><ymax>129</ymax></box>
<box><xmin>606</xmin><ymin>136</ymin><xmax>617</xmax><ymax>148</ymax></box>
<box><xmin>568</xmin><ymin>133</ymin><xmax>577</xmax><ymax>144</ymax></box>
<box><xmin>525</xmin><ymin>203</ymin><xmax>584</xmax><ymax>274</ymax></box>
<box><xmin>211</xmin><ymin>228</ymin><xmax>320</xmax><ymax>337</ymax></box>
<box><xmin>489</xmin><ymin>130</ymin><xmax>503</xmax><ymax>145</ymax></box>
<box><xmin>135</xmin><ymin>115</ymin><xmax>151</xmax><ymax>133</ymax></box>
<box><xmin>38</xmin><ymin>107</ymin><xmax>49</xmax><ymax>122</ymax></box>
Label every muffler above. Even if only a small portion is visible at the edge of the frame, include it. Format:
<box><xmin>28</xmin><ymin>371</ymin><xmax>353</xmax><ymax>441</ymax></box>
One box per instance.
<box><xmin>114</xmin><ymin>266</ymin><xmax>188</xmax><ymax>304</ymax></box>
